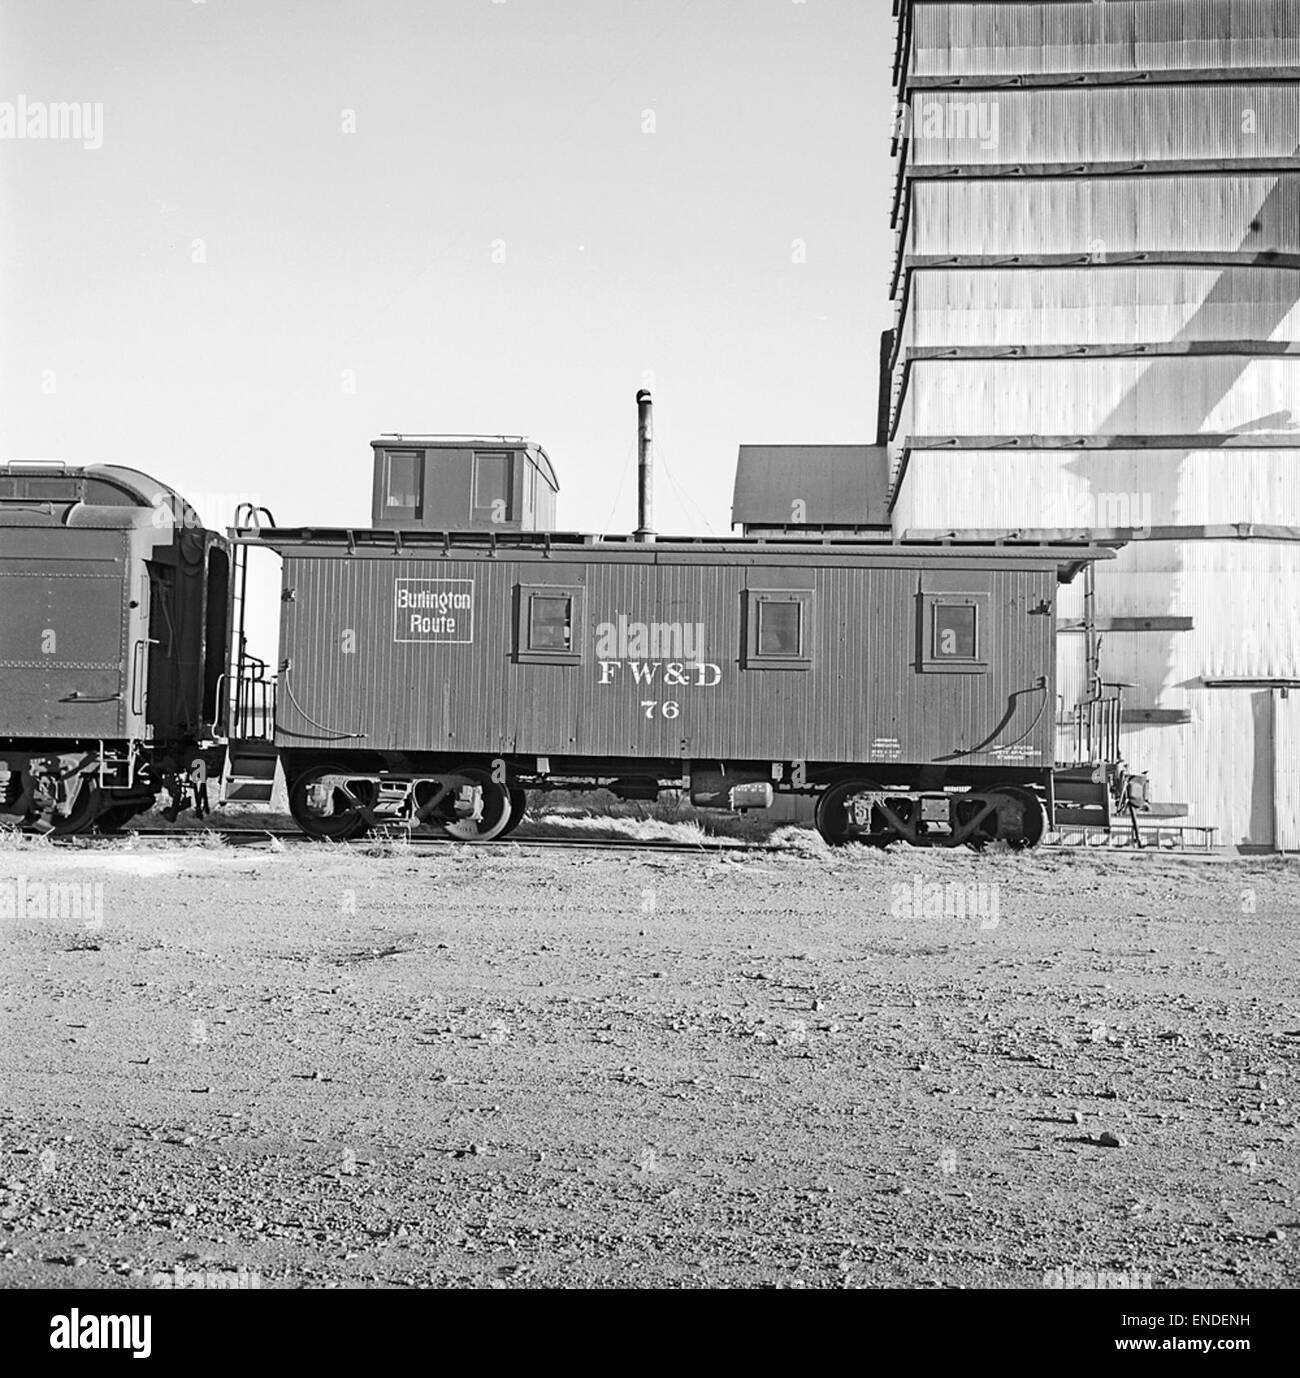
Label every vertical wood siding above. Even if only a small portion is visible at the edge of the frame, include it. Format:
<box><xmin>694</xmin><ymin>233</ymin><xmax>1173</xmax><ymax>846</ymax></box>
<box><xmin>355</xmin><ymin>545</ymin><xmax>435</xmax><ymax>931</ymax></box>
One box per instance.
<box><xmin>274</xmin><ymin>551</ymin><xmax>1060</xmax><ymax>772</ymax></box>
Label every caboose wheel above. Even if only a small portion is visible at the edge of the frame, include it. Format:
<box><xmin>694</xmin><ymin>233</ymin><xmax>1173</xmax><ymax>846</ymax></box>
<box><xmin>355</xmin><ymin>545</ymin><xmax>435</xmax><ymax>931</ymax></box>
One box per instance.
<box><xmin>288</xmin><ymin>765</ymin><xmax>379</xmax><ymax>841</ymax></box>
<box><xmin>498</xmin><ymin>787</ymin><xmax>528</xmax><ymax>838</ymax></box>
<box><xmin>814</xmin><ymin>778</ymin><xmax>890</xmax><ymax>847</ymax></box>
<box><xmin>49</xmin><ymin>780</ymin><xmax>103</xmax><ymax>837</ymax></box>
<box><xmin>435</xmin><ymin>767</ymin><xmax>514</xmax><ymax>843</ymax></box>
<box><xmin>95</xmin><ymin>804</ymin><xmax>149</xmax><ymax>834</ymax></box>
<box><xmin>970</xmin><ymin>785</ymin><xmax>1047</xmax><ymax>851</ymax></box>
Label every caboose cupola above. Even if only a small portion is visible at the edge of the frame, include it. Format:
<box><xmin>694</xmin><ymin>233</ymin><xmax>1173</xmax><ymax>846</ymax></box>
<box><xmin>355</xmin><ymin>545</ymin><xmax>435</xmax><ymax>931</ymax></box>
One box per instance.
<box><xmin>370</xmin><ymin>436</ymin><xmax>559</xmax><ymax>533</ymax></box>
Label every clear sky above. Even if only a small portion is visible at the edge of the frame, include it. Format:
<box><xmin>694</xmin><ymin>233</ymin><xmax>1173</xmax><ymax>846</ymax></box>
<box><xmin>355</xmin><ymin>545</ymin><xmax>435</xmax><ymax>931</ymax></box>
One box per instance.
<box><xmin>1</xmin><ymin>0</ymin><xmax>897</xmax><ymax>653</ymax></box>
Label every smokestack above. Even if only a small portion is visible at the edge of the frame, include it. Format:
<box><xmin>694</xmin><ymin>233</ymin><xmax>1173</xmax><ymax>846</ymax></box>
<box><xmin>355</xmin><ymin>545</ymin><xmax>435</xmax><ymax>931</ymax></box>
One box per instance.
<box><xmin>635</xmin><ymin>388</ymin><xmax>655</xmax><ymax>542</ymax></box>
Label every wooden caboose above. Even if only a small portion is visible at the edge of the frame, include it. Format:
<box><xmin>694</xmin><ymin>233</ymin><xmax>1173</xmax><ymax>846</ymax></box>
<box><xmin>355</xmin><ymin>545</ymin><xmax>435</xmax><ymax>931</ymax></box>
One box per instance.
<box><xmin>231</xmin><ymin>426</ymin><xmax>1114</xmax><ymax>847</ymax></box>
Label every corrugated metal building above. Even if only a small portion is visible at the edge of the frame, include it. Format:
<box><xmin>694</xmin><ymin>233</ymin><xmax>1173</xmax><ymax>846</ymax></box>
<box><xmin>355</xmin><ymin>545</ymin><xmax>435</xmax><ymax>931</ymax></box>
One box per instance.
<box><xmin>887</xmin><ymin>0</ymin><xmax>1300</xmax><ymax>849</ymax></box>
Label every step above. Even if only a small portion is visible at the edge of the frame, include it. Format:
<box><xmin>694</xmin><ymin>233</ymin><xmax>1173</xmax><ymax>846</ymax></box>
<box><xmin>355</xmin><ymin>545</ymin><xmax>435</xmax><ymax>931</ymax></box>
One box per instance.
<box><xmin>1053</xmin><ymin>805</ymin><xmax>1110</xmax><ymax>826</ymax></box>
<box><xmin>226</xmin><ymin>741</ymin><xmax>278</xmax><ymax>780</ymax></box>
<box><xmin>1053</xmin><ymin>765</ymin><xmax>1109</xmax><ymax>796</ymax></box>
<box><xmin>224</xmin><ymin>779</ymin><xmax>276</xmax><ymax>803</ymax></box>
<box><xmin>1054</xmin><ymin>764</ymin><xmax>1108</xmax><ymax>781</ymax></box>
<box><xmin>227</xmin><ymin>754</ymin><xmax>277</xmax><ymax>781</ymax></box>
<box><xmin>222</xmin><ymin>740</ymin><xmax>278</xmax><ymax>803</ymax></box>
<box><xmin>1053</xmin><ymin>780</ymin><xmax>1109</xmax><ymax>805</ymax></box>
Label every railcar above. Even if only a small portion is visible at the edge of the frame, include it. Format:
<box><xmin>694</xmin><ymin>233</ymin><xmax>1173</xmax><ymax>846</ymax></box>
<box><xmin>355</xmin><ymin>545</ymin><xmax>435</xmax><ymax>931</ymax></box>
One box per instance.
<box><xmin>225</xmin><ymin>401</ymin><xmax>1123</xmax><ymax>847</ymax></box>
<box><xmin>0</xmin><ymin>462</ymin><xmax>230</xmax><ymax>833</ymax></box>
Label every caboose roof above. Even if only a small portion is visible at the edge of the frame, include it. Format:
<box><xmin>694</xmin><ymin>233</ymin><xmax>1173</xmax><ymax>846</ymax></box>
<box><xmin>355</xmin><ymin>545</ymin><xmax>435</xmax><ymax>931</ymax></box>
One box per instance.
<box><xmin>370</xmin><ymin>436</ymin><xmax>559</xmax><ymax>493</ymax></box>
<box><xmin>230</xmin><ymin>526</ymin><xmax>1118</xmax><ymax>582</ymax></box>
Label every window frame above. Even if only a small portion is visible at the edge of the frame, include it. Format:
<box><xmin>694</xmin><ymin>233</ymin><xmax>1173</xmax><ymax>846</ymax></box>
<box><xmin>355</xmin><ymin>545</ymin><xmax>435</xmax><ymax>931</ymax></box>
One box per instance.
<box><xmin>918</xmin><ymin>591</ymin><xmax>990</xmax><ymax>674</ymax></box>
<box><xmin>472</xmin><ymin>449</ymin><xmax>515</xmax><ymax>525</ymax></box>
<box><xmin>382</xmin><ymin>449</ymin><xmax>423</xmax><ymax>519</ymax></box>
<box><xmin>514</xmin><ymin>582</ymin><xmax>585</xmax><ymax>665</ymax></box>
<box><xmin>743</xmin><ymin>588</ymin><xmax>814</xmax><ymax>671</ymax></box>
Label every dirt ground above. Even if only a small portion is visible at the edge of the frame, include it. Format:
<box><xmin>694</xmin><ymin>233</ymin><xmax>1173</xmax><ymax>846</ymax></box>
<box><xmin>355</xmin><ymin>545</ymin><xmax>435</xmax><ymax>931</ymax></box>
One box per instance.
<box><xmin>0</xmin><ymin>830</ymin><xmax>1297</xmax><ymax>1290</ymax></box>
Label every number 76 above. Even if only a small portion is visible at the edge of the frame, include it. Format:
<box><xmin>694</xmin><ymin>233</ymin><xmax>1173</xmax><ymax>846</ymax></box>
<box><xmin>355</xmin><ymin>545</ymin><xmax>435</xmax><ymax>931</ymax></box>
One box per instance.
<box><xmin>640</xmin><ymin>700</ymin><xmax>680</xmax><ymax>719</ymax></box>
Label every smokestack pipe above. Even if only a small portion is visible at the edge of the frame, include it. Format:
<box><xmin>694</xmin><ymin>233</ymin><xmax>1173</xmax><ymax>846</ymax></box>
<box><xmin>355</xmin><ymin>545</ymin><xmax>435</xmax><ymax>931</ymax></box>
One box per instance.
<box><xmin>635</xmin><ymin>388</ymin><xmax>655</xmax><ymax>543</ymax></box>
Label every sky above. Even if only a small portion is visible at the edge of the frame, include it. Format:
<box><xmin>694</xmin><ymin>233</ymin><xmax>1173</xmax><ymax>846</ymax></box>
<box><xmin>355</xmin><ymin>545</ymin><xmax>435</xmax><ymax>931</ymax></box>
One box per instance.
<box><xmin>0</xmin><ymin>0</ymin><xmax>898</xmax><ymax>655</ymax></box>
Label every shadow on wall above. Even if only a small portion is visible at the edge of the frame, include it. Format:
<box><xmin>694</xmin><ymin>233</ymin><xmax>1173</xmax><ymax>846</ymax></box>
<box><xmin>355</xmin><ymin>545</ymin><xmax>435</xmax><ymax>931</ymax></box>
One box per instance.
<box><xmin>1248</xmin><ymin>689</ymin><xmax>1277</xmax><ymax>847</ymax></box>
<box><xmin>1061</xmin><ymin>171</ymin><xmax>1300</xmax><ymax>837</ymax></box>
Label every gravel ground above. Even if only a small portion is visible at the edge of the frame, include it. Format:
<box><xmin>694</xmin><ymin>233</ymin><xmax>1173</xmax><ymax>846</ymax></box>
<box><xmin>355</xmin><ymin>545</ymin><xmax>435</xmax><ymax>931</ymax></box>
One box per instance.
<box><xmin>0</xmin><ymin>836</ymin><xmax>1297</xmax><ymax>1290</ymax></box>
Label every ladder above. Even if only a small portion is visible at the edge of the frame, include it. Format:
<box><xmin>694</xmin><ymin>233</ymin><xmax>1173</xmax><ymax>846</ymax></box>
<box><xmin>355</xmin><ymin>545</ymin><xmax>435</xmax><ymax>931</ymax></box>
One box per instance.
<box><xmin>222</xmin><ymin>504</ymin><xmax>279</xmax><ymax>804</ymax></box>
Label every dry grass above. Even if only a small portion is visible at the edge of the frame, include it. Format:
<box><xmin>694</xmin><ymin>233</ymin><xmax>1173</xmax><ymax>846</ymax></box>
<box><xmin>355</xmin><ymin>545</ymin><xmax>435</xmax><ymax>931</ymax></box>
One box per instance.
<box><xmin>2</xmin><ymin>783</ymin><xmax>814</xmax><ymax>850</ymax></box>
<box><xmin>515</xmin><ymin>788</ymin><xmax>796</xmax><ymax>846</ymax></box>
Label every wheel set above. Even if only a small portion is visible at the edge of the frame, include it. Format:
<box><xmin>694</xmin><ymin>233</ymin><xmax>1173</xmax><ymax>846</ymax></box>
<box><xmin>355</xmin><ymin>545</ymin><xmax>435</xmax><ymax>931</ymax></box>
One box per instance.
<box><xmin>0</xmin><ymin>776</ymin><xmax>156</xmax><ymax>838</ymax></box>
<box><xmin>813</xmin><ymin>778</ymin><xmax>1047</xmax><ymax>850</ymax></box>
<box><xmin>287</xmin><ymin>764</ymin><xmax>527</xmax><ymax>843</ymax></box>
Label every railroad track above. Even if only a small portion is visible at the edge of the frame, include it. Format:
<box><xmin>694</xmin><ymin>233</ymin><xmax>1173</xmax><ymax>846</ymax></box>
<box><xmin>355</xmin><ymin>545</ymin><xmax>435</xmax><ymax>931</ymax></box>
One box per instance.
<box><xmin>50</xmin><ymin>826</ymin><xmax>787</xmax><ymax>858</ymax></box>
<box><xmin>7</xmin><ymin>824</ymin><xmax>1219</xmax><ymax>858</ymax></box>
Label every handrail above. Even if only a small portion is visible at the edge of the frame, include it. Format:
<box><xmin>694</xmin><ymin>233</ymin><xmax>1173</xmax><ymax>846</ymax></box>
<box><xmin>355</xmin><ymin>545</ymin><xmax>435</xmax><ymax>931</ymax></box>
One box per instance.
<box><xmin>229</xmin><ymin>654</ymin><xmax>274</xmax><ymax>741</ymax></box>
<box><xmin>233</xmin><ymin>501</ymin><xmax>277</xmax><ymax>530</ymax></box>
<box><xmin>1072</xmin><ymin>695</ymin><xmax>1121</xmax><ymax>766</ymax></box>
<box><xmin>225</xmin><ymin>508</ymin><xmax>278</xmax><ymax>741</ymax></box>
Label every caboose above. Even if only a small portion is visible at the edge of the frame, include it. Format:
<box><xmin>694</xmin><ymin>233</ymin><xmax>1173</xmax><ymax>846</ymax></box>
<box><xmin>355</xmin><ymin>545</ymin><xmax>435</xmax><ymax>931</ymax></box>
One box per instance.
<box><xmin>0</xmin><ymin>462</ymin><xmax>230</xmax><ymax>832</ymax></box>
<box><xmin>229</xmin><ymin>397</ymin><xmax>1119</xmax><ymax>847</ymax></box>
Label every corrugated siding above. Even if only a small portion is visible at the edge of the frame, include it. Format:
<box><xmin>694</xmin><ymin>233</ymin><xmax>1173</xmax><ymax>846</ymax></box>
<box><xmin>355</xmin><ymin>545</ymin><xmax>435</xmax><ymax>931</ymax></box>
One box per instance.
<box><xmin>1093</xmin><ymin>549</ymin><xmax>1300</xmax><ymax>686</ymax></box>
<box><xmin>275</xmin><ymin>552</ymin><xmax>1059</xmax><ymax>770</ymax></box>
<box><xmin>894</xmin><ymin>2</ymin><xmax>1299</xmax><ymax>847</ymax></box>
<box><xmin>1083</xmin><ymin>545</ymin><xmax>1297</xmax><ymax>845</ymax></box>
<box><xmin>1117</xmin><ymin>695</ymin><xmax>1276</xmax><ymax>842</ymax></box>
<box><xmin>906</xmin><ymin>174</ymin><xmax>1300</xmax><ymax>257</ymax></box>
<box><xmin>900</xmin><ymin>268</ymin><xmax>1300</xmax><ymax>348</ymax></box>
<box><xmin>1056</xmin><ymin>543</ymin><xmax>1299</xmax><ymax>846</ymax></box>
<box><xmin>896</xmin><ymin>357</ymin><xmax>1300</xmax><ymax>436</ymax></box>
<box><xmin>912</xmin><ymin>0</ymin><xmax>1300</xmax><ymax>77</ymax></box>
<box><xmin>1276</xmin><ymin>688</ymin><xmax>1300</xmax><ymax>849</ymax></box>
<box><xmin>906</xmin><ymin>86</ymin><xmax>1300</xmax><ymax>165</ymax></box>
<box><xmin>891</xmin><ymin>449</ymin><xmax>1300</xmax><ymax>530</ymax></box>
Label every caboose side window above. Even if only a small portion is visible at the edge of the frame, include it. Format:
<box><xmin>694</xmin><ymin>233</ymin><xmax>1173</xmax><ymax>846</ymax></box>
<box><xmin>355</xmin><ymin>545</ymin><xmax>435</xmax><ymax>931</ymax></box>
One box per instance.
<box><xmin>515</xmin><ymin>583</ymin><xmax>584</xmax><ymax>665</ymax></box>
<box><xmin>384</xmin><ymin>451</ymin><xmax>421</xmax><ymax>513</ymax></box>
<box><xmin>529</xmin><ymin>595</ymin><xmax>572</xmax><ymax>651</ymax></box>
<box><xmin>743</xmin><ymin>590</ymin><xmax>813</xmax><ymax>671</ymax></box>
<box><xmin>933</xmin><ymin>603</ymin><xmax>976</xmax><ymax>660</ymax></box>
<box><xmin>919</xmin><ymin>592</ymin><xmax>989</xmax><ymax>673</ymax></box>
<box><xmin>473</xmin><ymin>451</ymin><xmax>513</xmax><ymax>523</ymax></box>
<box><xmin>758</xmin><ymin>601</ymin><xmax>801</xmax><ymax>657</ymax></box>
